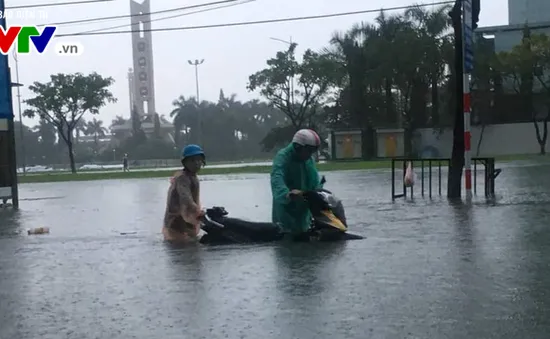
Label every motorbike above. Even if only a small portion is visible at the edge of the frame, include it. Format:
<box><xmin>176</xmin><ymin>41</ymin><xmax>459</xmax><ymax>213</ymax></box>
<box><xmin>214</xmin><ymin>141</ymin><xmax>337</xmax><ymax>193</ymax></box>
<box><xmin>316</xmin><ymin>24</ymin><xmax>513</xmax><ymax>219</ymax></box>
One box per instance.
<box><xmin>199</xmin><ymin>176</ymin><xmax>364</xmax><ymax>245</ymax></box>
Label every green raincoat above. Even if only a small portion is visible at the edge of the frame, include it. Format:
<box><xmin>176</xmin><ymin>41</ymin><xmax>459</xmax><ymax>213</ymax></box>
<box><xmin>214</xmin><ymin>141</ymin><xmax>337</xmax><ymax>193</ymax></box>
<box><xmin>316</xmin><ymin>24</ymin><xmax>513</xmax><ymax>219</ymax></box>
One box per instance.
<box><xmin>270</xmin><ymin>143</ymin><xmax>322</xmax><ymax>234</ymax></box>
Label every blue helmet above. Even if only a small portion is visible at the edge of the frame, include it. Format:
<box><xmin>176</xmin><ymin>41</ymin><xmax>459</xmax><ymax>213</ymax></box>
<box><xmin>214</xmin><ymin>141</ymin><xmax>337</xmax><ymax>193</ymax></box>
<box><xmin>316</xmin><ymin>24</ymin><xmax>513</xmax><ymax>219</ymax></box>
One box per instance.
<box><xmin>181</xmin><ymin>144</ymin><xmax>205</xmax><ymax>160</ymax></box>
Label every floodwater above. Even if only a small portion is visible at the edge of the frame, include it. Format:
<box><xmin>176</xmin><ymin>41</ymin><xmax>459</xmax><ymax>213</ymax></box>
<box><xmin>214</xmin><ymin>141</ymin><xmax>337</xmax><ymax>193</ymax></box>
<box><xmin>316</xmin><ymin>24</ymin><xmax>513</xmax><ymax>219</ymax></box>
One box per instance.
<box><xmin>1</xmin><ymin>163</ymin><xmax>550</xmax><ymax>338</ymax></box>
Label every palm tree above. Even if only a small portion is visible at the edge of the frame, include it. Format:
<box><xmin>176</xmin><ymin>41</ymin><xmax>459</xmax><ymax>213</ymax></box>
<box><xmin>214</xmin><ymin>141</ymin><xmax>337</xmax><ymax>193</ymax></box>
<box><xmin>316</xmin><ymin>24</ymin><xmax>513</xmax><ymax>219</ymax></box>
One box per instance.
<box><xmin>33</xmin><ymin>119</ymin><xmax>56</xmax><ymax>146</ymax></box>
<box><xmin>170</xmin><ymin>95</ymin><xmax>199</xmax><ymax>145</ymax></box>
<box><xmin>111</xmin><ymin>115</ymin><xmax>126</xmax><ymax>127</ymax></box>
<box><xmin>86</xmin><ymin>118</ymin><xmax>107</xmax><ymax>151</ymax></box>
<box><xmin>404</xmin><ymin>4</ymin><xmax>452</xmax><ymax>125</ymax></box>
<box><xmin>74</xmin><ymin>118</ymin><xmax>87</xmax><ymax>144</ymax></box>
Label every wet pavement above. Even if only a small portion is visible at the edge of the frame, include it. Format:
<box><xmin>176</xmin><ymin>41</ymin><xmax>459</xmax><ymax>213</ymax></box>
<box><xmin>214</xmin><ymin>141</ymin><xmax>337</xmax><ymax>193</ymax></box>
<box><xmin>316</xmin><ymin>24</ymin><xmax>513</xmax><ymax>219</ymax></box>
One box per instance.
<box><xmin>1</xmin><ymin>163</ymin><xmax>550</xmax><ymax>338</ymax></box>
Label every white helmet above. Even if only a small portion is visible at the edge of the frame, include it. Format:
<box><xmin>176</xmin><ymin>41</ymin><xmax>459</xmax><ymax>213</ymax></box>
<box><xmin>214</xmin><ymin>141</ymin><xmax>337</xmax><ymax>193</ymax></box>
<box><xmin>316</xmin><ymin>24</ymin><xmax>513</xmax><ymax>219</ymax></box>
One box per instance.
<box><xmin>292</xmin><ymin>129</ymin><xmax>321</xmax><ymax>147</ymax></box>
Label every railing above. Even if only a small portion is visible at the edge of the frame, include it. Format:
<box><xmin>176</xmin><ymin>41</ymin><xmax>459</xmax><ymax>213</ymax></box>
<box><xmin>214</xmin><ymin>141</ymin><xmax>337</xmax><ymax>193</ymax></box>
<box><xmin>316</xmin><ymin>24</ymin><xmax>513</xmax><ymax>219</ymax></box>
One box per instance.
<box><xmin>391</xmin><ymin>157</ymin><xmax>501</xmax><ymax>200</ymax></box>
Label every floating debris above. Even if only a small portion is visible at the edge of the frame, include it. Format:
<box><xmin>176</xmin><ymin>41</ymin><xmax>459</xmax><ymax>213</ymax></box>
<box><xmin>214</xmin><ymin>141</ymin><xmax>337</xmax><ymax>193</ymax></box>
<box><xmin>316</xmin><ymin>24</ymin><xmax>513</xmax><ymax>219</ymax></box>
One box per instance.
<box><xmin>28</xmin><ymin>227</ymin><xmax>50</xmax><ymax>235</ymax></box>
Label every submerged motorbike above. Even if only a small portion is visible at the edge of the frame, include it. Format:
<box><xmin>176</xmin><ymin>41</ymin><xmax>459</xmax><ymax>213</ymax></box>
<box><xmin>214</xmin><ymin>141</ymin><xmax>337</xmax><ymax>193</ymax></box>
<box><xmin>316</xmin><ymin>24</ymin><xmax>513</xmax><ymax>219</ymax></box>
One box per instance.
<box><xmin>199</xmin><ymin>176</ymin><xmax>364</xmax><ymax>245</ymax></box>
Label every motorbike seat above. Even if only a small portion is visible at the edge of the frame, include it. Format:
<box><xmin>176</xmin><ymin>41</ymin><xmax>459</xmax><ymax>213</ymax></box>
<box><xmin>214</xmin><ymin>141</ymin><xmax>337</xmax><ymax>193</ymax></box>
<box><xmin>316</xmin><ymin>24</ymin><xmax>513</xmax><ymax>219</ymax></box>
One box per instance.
<box><xmin>221</xmin><ymin>217</ymin><xmax>282</xmax><ymax>237</ymax></box>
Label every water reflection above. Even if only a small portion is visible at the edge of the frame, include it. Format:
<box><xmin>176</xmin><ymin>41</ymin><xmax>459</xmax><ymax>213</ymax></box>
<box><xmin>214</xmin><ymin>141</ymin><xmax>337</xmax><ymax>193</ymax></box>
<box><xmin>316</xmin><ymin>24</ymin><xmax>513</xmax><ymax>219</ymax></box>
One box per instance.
<box><xmin>0</xmin><ymin>209</ymin><xmax>22</xmax><ymax>236</ymax></box>
<box><xmin>0</xmin><ymin>164</ymin><xmax>550</xmax><ymax>338</ymax></box>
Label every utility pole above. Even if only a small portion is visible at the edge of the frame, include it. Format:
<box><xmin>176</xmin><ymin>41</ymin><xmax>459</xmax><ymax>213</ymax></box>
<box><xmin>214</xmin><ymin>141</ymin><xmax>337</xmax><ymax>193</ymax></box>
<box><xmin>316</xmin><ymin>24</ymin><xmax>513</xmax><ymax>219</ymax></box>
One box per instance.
<box><xmin>447</xmin><ymin>0</ymin><xmax>479</xmax><ymax>199</ymax></box>
<box><xmin>12</xmin><ymin>49</ymin><xmax>25</xmax><ymax>175</ymax></box>
<box><xmin>188</xmin><ymin>59</ymin><xmax>204</xmax><ymax>145</ymax></box>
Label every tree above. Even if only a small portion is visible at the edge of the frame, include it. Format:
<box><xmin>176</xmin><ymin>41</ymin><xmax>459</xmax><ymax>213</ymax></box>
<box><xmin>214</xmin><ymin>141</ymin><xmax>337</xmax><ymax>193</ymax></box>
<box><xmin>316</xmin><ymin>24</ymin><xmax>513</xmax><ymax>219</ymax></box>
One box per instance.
<box><xmin>110</xmin><ymin>115</ymin><xmax>127</xmax><ymax>140</ymax></box>
<box><xmin>404</xmin><ymin>4</ymin><xmax>452</xmax><ymax>126</ymax></box>
<box><xmin>74</xmin><ymin>118</ymin><xmax>87</xmax><ymax>144</ymax></box>
<box><xmin>248</xmin><ymin>44</ymin><xmax>335</xmax><ymax>150</ymax></box>
<box><xmin>111</xmin><ymin>115</ymin><xmax>126</xmax><ymax>126</ymax></box>
<box><xmin>86</xmin><ymin>118</ymin><xmax>107</xmax><ymax>152</ymax></box>
<box><xmin>23</xmin><ymin>72</ymin><xmax>116</xmax><ymax>173</ymax></box>
<box><xmin>170</xmin><ymin>95</ymin><xmax>199</xmax><ymax>145</ymax></box>
<box><xmin>496</xmin><ymin>27</ymin><xmax>550</xmax><ymax>154</ymax></box>
<box><xmin>130</xmin><ymin>104</ymin><xmax>146</xmax><ymax>145</ymax></box>
<box><xmin>470</xmin><ymin>36</ymin><xmax>501</xmax><ymax>156</ymax></box>
<box><xmin>153</xmin><ymin>113</ymin><xmax>161</xmax><ymax>138</ymax></box>
<box><xmin>13</xmin><ymin>120</ymin><xmax>39</xmax><ymax>168</ymax></box>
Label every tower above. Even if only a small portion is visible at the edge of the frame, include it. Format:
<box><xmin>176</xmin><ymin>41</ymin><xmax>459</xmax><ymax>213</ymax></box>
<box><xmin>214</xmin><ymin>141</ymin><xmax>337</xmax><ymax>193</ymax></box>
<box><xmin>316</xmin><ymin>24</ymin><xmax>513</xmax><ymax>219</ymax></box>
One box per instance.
<box><xmin>129</xmin><ymin>0</ymin><xmax>156</xmax><ymax>116</ymax></box>
<box><xmin>127</xmin><ymin>68</ymin><xmax>135</xmax><ymax>113</ymax></box>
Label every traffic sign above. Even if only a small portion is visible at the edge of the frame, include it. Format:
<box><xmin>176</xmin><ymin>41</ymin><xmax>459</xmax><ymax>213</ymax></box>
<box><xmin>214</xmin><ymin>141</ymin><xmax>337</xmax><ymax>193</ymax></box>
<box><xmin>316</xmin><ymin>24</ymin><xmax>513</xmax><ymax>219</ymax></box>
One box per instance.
<box><xmin>463</xmin><ymin>0</ymin><xmax>474</xmax><ymax>73</ymax></box>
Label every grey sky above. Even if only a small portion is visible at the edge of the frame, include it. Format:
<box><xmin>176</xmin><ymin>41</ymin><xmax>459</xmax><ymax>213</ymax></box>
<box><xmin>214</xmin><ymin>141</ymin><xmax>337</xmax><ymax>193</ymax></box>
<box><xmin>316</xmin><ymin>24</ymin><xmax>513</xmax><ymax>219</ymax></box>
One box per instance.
<box><xmin>8</xmin><ymin>0</ymin><xmax>507</xmax><ymax>127</ymax></box>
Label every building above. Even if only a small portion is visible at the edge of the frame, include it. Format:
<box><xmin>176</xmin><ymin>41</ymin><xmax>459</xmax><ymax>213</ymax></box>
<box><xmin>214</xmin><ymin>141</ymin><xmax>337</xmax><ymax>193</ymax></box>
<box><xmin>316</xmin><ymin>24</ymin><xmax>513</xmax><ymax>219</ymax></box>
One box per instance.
<box><xmin>508</xmin><ymin>0</ymin><xmax>550</xmax><ymax>25</ymax></box>
<box><xmin>476</xmin><ymin>0</ymin><xmax>550</xmax><ymax>54</ymax></box>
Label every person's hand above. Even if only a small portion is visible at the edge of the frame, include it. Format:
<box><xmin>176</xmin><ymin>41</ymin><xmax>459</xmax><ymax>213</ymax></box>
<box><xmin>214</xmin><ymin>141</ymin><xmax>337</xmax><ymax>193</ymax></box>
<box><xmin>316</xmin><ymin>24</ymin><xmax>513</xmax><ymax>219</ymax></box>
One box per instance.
<box><xmin>287</xmin><ymin>189</ymin><xmax>304</xmax><ymax>201</ymax></box>
<box><xmin>198</xmin><ymin>209</ymin><xmax>206</xmax><ymax>217</ymax></box>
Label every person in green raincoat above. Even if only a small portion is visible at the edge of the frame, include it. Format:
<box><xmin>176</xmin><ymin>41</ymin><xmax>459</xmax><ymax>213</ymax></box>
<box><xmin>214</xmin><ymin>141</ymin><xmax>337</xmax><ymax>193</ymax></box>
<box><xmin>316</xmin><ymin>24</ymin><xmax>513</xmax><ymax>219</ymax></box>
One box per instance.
<box><xmin>270</xmin><ymin>129</ymin><xmax>323</xmax><ymax>237</ymax></box>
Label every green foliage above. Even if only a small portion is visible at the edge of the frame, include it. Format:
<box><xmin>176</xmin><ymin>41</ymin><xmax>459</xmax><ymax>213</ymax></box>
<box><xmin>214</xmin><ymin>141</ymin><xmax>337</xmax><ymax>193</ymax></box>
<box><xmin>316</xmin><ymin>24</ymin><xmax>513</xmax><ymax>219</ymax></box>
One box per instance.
<box><xmin>22</xmin><ymin>72</ymin><xmax>116</xmax><ymax>172</ymax></box>
<box><xmin>247</xmin><ymin>44</ymin><xmax>335</xmax><ymax>131</ymax></box>
<box><xmin>496</xmin><ymin>28</ymin><xmax>550</xmax><ymax>94</ymax></box>
<box><xmin>153</xmin><ymin>113</ymin><xmax>161</xmax><ymax>138</ymax></box>
<box><xmin>169</xmin><ymin>92</ymin><xmax>287</xmax><ymax>157</ymax></box>
<box><xmin>495</xmin><ymin>27</ymin><xmax>550</xmax><ymax>153</ymax></box>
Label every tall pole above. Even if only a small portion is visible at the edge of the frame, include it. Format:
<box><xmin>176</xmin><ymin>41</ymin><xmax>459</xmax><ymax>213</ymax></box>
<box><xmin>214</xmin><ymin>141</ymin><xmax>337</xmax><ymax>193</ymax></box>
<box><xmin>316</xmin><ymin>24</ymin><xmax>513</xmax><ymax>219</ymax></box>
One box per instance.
<box><xmin>269</xmin><ymin>36</ymin><xmax>295</xmax><ymax>106</ymax></box>
<box><xmin>447</xmin><ymin>1</ymin><xmax>465</xmax><ymax>199</ymax></box>
<box><xmin>12</xmin><ymin>50</ymin><xmax>25</xmax><ymax>175</ymax></box>
<box><xmin>188</xmin><ymin>59</ymin><xmax>204</xmax><ymax>145</ymax></box>
<box><xmin>289</xmin><ymin>36</ymin><xmax>295</xmax><ymax>107</ymax></box>
<box><xmin>462</xmin><ymin>0</ymin><xmax>474</xmax><ymax>199</ymax></box>
<box><xmin>194</xmin><ymin>64</ymin><xmax>200</xmax><ymax>102</ymax></box>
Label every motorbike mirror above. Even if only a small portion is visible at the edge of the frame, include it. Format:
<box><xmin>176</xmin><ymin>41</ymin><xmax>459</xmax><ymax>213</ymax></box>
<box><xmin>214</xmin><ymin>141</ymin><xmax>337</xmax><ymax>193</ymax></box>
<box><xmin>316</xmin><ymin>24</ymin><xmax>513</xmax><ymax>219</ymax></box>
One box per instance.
<box><xmin>320</xmin><ymin>175</ymin><xmax>326</xmax><ymax>185</ymax></box>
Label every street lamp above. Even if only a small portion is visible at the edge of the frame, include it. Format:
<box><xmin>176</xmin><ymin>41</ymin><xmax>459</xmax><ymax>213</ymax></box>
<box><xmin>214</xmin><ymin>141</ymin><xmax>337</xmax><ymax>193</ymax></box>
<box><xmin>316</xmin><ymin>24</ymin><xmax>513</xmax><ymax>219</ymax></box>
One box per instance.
<box><xmin>11</xmin><ymin>49</ymin><xmax>25</xmax><ymax>174</ymax></box>
<box><xmin>269</xmin><ymin>36</ymin><xmax>293</xmax><ymax>45</ymax></box>
<box><xmin>188</xmin><ymin>59</ymin><xmax>204</xmax><ymax>145</ymax></box>
<box><xmin>269</xmin><ymin>36</ymin><xmax>295</xmax><ymax>106</ymax></box>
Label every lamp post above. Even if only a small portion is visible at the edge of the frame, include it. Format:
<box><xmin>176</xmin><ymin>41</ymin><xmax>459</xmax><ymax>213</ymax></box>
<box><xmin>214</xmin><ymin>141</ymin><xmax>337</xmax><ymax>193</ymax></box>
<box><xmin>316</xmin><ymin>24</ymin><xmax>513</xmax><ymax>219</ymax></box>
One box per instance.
<box><xmin>11</xmin><ymin>49</ymin><xmax>25</xmax><ymax>174</ymax></box>
<box><xmin>269</xmin><ymin>36</ymin><xmax>295</xmax><ymax>106</ymax></box>
<box><xmin>188</xmin><ymin>59</ymin><xmax>204</xmax><ymax>145</ymax></box>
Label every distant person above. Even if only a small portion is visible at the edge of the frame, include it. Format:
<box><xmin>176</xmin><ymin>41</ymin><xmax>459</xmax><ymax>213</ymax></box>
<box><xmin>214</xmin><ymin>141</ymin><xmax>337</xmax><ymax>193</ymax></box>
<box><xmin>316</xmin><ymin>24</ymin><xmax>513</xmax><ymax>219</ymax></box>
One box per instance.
<box><xmin>123</xmin><ymin>154</ymin><xmax>129</xmax><ymax>172</ymax></box>
<box><xmin>162</xmin><ymin>144</ymin><xmax>206</xmax><ymax>242</ymax></box>
<box><xmin>270</xmin><ymin>129</ymin><xmax>322</xmax><ymax>238</ymax></box>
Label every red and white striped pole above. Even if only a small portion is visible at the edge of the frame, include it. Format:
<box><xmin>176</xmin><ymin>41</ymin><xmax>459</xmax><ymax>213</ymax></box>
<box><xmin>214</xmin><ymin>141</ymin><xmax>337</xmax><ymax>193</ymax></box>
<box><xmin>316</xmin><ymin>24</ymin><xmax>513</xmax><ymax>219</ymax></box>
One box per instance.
<box><xmin>462</xmin><ymin>0</ymin><xmax>473</xmax><ymax>198</ymax></box>
<box><xmin>463</xmin><ymin>74</ymin><xmax>472</xmax><ymax>197</ymax></box>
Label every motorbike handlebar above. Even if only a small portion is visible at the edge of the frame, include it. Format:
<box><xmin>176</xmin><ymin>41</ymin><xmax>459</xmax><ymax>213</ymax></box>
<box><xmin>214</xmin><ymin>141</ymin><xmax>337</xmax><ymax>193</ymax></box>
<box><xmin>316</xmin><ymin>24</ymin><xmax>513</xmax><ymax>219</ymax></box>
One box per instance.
<box><xmin>201</xmin><ymin>214</ymin><xmax>225</xmax><ymax>228</ymax></box>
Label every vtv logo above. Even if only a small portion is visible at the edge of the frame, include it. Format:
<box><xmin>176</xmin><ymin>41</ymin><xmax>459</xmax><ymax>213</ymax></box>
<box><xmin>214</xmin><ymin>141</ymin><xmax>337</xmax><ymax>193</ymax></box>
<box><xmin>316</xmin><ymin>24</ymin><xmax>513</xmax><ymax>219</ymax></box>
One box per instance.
<box><xmin>0</xmin><ymin>26</ymin><xmax>56</xmax><ymax>54</ymax></box>
<box><xmin>0</xmin><ymin>25</ymin><xmax>83</xmax><ymax>56</ymax></box>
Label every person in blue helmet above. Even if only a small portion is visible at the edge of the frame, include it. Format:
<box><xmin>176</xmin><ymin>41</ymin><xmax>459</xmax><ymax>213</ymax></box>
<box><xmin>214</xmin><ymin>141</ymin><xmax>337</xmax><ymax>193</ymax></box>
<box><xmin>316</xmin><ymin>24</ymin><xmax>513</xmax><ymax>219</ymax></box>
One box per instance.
<box><xmin>270</xmin><ymin>129</ymin><xmax>323</xmax><ymax>238</ymax></box>
<box><xmin>162</xmin><ymin>144</ymin><xmax>206</xmax><ymax>242</ymax></box>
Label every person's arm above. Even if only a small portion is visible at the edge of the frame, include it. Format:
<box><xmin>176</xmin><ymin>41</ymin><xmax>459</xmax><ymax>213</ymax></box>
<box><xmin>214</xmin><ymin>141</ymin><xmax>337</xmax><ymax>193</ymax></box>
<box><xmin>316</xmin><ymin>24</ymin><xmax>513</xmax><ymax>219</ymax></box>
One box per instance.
<box><xmin>175</xmin><ymin>175</ymin><xmax>201</xmax><ymax>224</ymax></box>
<box><xmin>270</xmin><ymin>152</ymin><xmax>291</xmax><ymax>205</ymax></box>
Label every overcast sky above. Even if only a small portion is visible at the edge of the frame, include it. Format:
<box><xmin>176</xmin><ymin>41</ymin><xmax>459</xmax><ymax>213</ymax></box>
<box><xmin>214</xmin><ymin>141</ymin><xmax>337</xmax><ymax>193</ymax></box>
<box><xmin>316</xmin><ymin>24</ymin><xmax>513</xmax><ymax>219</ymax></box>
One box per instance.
<box><xmin>7</xmin><ymin>0</ymin><xmax>508</xmax><ymax>127</ymax></box>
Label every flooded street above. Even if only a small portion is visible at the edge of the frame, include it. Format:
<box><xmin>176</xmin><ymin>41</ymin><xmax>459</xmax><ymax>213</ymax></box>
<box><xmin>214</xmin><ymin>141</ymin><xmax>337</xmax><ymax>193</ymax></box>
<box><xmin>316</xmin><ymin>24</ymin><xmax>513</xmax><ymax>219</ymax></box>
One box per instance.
<box><xmin>1</xmin><ymin>164</ymin><xmax>550</xmax><ymax>338</ymax></box>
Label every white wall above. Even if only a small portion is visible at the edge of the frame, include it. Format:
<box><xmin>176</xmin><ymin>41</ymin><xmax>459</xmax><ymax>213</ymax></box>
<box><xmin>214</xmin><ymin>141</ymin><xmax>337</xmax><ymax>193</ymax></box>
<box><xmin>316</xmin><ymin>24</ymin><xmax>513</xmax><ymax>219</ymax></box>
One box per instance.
<box><xmin>414</xmin><ymin>122</ymin><xmax>549</xmax><ymax>157</ymax></box>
